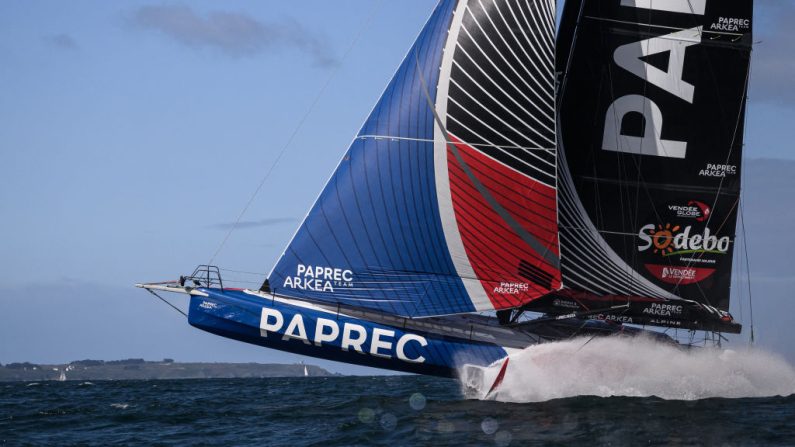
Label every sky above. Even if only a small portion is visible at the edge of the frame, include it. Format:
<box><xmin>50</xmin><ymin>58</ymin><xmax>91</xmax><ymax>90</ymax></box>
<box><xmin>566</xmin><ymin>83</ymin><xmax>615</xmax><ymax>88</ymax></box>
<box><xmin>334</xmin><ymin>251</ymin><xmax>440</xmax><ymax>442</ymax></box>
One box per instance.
<box><xmin>1</xmin><ymin>0</ymin><xmax>794</xmax><ymax>374</ymax></box>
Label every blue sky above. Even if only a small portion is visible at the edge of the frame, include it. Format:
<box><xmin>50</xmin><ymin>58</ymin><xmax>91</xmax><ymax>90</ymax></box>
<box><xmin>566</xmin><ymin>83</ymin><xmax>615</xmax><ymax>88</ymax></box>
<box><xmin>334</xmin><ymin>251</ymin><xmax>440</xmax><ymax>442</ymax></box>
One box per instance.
<box><xmin>1</xmin><ymin>1</ymin><xmax>794</xmax><ymax>373</ymax></box>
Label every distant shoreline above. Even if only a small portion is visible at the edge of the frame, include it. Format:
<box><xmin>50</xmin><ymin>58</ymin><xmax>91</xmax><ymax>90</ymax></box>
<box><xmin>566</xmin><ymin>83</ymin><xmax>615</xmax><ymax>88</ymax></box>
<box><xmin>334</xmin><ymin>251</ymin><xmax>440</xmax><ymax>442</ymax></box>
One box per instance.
<box><xmin>0</xmin><ymin>359</ymin><xmax>336</xmax><ymax>382</ymax></box>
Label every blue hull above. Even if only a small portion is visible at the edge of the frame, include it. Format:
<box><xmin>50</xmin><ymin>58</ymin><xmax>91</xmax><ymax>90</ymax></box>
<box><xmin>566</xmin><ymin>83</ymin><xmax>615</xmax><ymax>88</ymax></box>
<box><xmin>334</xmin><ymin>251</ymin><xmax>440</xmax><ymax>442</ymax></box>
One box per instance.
<box><xmin>187</xmin><ymin>289</ymin><xmax>509</xmax><ymax>377</ymax></box>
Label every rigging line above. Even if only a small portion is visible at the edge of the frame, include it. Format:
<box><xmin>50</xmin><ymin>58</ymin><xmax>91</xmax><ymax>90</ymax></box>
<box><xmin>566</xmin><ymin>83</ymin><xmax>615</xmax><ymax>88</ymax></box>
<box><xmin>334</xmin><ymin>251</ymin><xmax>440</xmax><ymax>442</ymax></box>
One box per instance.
<box><xmin>740</xmin><ymin>51</ymin><xmax>755</xmax><ymax>345</ymax></box>
<box><xmin>621</xmin><ymin>7</ymin><xmax>675</xmax><ymax>295</ymax></box>
<box><xmin>677</xmin><ymin>60</ymin><xmax>752</xmax><ymax>285</ymax></box>
<box><xmin>555</xmin><ymin>0</ymin><xmax>587</xmax><ymax>295</ymax></box>
<box><xmin>593</xmin><ymin>43</ymin><xmax>614</xmax><ymax>284</ymax></box>
<box><xmin>207</xmin><ymin>0</ymin><xmax>386</xmax><ymax>265</ymax></box>
<box><xmin>145</xmin><ymin>289</ymin><xmax>188</xmax><ymax>318</ymax></box>
<box><xmin>550</xmin><ymin>1</ymin><xmax>561</xmax><ymax>274</ymax></box>
<box><xmin>627</xmin><ymin>12</ymin><xmax>659</xmax><ymax>293</ymax></box>
<box><xmin>220</xmin><ymin>268</ymin><xmax>267</xmax><ymax>276</ymax></box>
<box><xmin>220</xmin><ymin>279</ymin><xmax>269</xmax><ymax>286</ymax></box>
<box><xmin>555</xmin><ymin>0</ymin><xmax>585</xmax><ymax>107</ymax></box>
<box><xmin>732</xmin><ymin>223</ymin><xmax>745</xmax><ymax>324</ymax></box>
<box><xmin>740</xmin><ymin>201</ymin><xmax>755</xmax><ymax>344</ymax></box>
<box><xmin>697</xmin><ymin>31</ymin><xmax>753</xmax><ymax>236</ymax></box>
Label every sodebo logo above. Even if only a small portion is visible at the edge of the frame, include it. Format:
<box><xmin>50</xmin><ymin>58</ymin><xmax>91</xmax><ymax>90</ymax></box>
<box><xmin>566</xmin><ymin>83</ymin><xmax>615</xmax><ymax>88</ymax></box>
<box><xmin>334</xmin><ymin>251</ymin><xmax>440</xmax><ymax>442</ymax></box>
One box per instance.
<box><xmin>259</xmin><ymin>308</ymin><xmax>428</xmax><ymax>364</ymax></box>
<box><xmin>638</xmin><ymin>223</ymin><xmax>730</xmax><ymax>256</ymax></box>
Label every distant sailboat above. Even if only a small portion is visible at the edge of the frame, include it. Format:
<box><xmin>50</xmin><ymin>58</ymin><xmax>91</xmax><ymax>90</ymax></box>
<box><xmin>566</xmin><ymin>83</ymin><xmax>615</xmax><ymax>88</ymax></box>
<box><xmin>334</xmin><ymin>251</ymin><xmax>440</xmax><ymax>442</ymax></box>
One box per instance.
<box><xmin>58</xmin><ymin>369</ymin><xmax>67</xmax><ymax>382</ymax></box>
<box><xmin>138</xmin><ymin>0</ymin><xmax>754</xmax><ymax>379</ymax></box>
<box><xmin>304</xmin><ymin>365</ymin><xmax>309</xmax><ymax>377</ymax></box>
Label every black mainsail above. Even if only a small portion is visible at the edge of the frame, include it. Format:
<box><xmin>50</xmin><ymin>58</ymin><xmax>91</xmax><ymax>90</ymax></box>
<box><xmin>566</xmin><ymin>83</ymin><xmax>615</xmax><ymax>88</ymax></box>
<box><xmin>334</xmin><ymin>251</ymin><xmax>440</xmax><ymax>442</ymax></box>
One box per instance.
<box><xmin>551</xmin><ymin>0</ymin><xmax>753</xmax><ymax>332</ymax></box>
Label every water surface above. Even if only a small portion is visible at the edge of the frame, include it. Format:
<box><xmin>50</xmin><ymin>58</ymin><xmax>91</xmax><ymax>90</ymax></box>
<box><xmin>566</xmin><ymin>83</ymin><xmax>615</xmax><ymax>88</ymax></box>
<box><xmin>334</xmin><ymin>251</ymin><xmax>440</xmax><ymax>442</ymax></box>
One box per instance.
<box><xmin>2</xmin><ymin>377</ymin><xmax>794</xmax><ymax>446</ymax></box>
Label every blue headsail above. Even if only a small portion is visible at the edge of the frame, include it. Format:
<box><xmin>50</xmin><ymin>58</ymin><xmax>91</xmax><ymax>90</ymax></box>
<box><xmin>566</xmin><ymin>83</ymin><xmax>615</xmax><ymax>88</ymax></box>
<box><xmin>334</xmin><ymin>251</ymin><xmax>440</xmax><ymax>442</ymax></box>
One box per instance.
<box><xmin>269</xmin><ymin>0</ymin><xmax>469</xmax><ymax>317</ymax></box>
<box><xmin>268</xmin><ymin>0</ymin><xmax>560</xmax><ymax>317</ymax></box>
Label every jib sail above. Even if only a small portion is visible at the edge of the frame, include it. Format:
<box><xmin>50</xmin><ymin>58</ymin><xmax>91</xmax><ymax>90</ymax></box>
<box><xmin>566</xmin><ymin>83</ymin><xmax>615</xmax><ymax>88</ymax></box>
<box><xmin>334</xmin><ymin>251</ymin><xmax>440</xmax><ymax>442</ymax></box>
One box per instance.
<box><xmin>556</xmin><ymin>0</ymin><xmax>753</xmax><ymax>311</ymax></box>
<box><xmin>268</xmin><ymin>0</ymin><xmax>561</xmax><ymax>317</ymax></box>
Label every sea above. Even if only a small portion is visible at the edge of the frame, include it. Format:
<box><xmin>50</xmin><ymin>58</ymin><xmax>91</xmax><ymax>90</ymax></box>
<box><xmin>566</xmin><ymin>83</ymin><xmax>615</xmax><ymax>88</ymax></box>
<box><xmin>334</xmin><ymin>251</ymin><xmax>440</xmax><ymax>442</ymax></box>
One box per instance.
<box><xmin>2</xmin><ymin>377</ymin><xmax>795</xmax><ymax>446</ymax></box>
<box><xmin>3</xmin><ymin>337</ymin><xmax>795</xmax><ymax>446</ymax></box>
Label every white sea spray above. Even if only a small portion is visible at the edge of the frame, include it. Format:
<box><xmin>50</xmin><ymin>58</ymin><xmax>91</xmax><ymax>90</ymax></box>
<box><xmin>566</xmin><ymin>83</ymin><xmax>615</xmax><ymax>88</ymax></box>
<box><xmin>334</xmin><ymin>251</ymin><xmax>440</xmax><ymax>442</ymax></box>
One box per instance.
<box><xmin>460</xmin><ymin>336</ymin><xmax>795</xmax><ymax>402</ymax></box>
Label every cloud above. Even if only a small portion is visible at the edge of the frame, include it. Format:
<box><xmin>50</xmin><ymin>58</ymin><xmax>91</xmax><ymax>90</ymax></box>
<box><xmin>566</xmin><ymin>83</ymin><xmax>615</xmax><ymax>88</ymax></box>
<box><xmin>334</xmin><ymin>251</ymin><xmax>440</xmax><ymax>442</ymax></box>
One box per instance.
<box><xmin>748</xmin><ymin>2</ymin><xmax>795</xmax><ymax>106</ymax></box>
<box><xmin>208</xmin><ymin>217</ymin><xmax>297</xmax><ymax>231</ymax></box>
<box><xmin>131</xmin><ymin>5</ymin><xmax>337</xmax><ymax>66</ymax></box>
<box><xmin>43</xmin><ymin>33</ymin><xmax>78</xmax><ymax>51</ymax></box>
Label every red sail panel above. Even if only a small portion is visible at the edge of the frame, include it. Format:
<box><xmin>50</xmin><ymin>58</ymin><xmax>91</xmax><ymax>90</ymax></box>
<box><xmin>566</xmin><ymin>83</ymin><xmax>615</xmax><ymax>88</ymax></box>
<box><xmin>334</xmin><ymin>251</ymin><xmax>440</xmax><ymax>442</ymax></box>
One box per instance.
<box><xmin>447</xmin><ymin>134</ymin><xmax>560</xmax><ymax>310</ymax></box>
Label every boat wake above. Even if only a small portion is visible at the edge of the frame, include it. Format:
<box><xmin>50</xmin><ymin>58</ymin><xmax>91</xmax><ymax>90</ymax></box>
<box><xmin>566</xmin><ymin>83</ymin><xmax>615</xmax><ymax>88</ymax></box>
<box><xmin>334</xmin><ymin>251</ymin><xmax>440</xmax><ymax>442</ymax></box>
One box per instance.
<box><xmin>459</xmin><ymin>336</ymin><xmax>795</xmax><ymax>402</ymax></box>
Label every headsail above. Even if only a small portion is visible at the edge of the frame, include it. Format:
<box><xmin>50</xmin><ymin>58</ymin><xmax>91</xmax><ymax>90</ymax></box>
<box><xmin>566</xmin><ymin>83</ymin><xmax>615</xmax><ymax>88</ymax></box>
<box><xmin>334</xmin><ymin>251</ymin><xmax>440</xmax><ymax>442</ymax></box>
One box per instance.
<box><xmin>268</xmin><ymin>0</ymin><xmax>560</xmax><ymax>318</ymax></box>
<box><xmin>556</xmin><ymin>0</ymin><xmax>753</xmax><ymax>311</ymax></box>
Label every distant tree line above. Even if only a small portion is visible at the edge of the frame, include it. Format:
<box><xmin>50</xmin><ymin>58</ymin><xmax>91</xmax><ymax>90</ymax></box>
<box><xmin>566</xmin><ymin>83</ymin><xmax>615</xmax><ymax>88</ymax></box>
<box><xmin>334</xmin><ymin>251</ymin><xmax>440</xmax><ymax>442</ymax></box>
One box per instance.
<box><xmin>71</xmin><ymin>359</ymin><xmax>104</xmax><ymax>366</ymax></box>
<box><xmin>3</xmin><ymin>362</ymin><xmax>39</xmax><ymax>370</ymax></box>
<box><xmin>71</xmin><ymin>359</ymin><xmax>146</xmax><ymax>366</ymax></box>
<box><xmin>1</xmin><ymin>359</ymin><xmax>172</xmax><ymax>369</ymax></box>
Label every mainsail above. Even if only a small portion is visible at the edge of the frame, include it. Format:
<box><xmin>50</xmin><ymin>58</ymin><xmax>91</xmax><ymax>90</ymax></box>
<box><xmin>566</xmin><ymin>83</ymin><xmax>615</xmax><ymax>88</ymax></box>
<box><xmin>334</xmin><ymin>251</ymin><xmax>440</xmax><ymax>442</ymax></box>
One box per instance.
<box><xmin>268</xmin><ymin>0</ymin><xmax>560</xmax><ymax>318</ymax></box>
<box><xmin>556</xmin><ymin>0</ymin><xmax>753</xmax><ymax>312</ymax></box>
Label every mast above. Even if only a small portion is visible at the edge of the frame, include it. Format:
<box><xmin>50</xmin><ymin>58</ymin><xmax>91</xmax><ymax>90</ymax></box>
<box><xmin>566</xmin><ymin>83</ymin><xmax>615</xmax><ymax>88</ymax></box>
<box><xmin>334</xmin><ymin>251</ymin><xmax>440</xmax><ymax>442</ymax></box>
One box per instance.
<box><xmin>554</xmin><ymin>0</ymin><xmax>753</xmax><ymax>331</ymax></box>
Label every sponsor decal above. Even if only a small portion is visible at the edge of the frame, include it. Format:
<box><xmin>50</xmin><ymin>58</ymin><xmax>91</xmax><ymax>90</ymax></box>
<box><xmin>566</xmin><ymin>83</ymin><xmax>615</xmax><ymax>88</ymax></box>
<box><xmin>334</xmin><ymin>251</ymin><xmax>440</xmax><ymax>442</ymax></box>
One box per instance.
<box><xmin>649</xmin><ymin>318</ymin><xmax>682</xmax><ymax>327</ymax></box>
<box><xmin>679</xmin><ymin>256</ymin><xmax>716</xmax><ymax>265</ymax></box>
<box><xmin>667</xmin><ymin>200</ymin><xmax>710</xmax><ymax>222</ymax></box>
<box><xmin>638</xmin><ymin>223</ymin><xmax>731</xmax><ymax>257</ymax></box>
<box><xmin>699</xmin><ymin>163</ymin><xmax>737</xmax><ymax>178</ymax></box>
<box><xmin>493</xmin><ymin>282</ymin><xmax>529</xmax><ymax>295</ymax></box>
<box><xmin>199</xmin><ymin>301</ymin><xmax>218</xmax><ymax>310</ymax></box>
<box><xmin>644</xmin><ymin>264</ymin><xmax>717</xmax><ymax>285</ymax></box>
<box><xmin>552</xmin><ymin>298</ymin><xmax>580</xmax><ymax>310</ymax></box>
<box><xmin>587</xmin><ymin>314</ymin><xmax>634</xmax><ymax>324</ymax></box>
<box><xmin>282</xmin><ymin>264</ymin><xmax>353</xmax><ymax>293</ymax></box>
<box><xmin>259</xmin><ymin>307</ymin><xmax>428</xmax><ymax>364</ymax></box>
<box><xmin>709</xmin><ymin>17</ymin><xmax>751</xmax><ymax>33</ymax></box>
<box><xmin>641</xmin><ymin>302</ymin><xmax>684</xmax><ymax>317</ymax></box>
